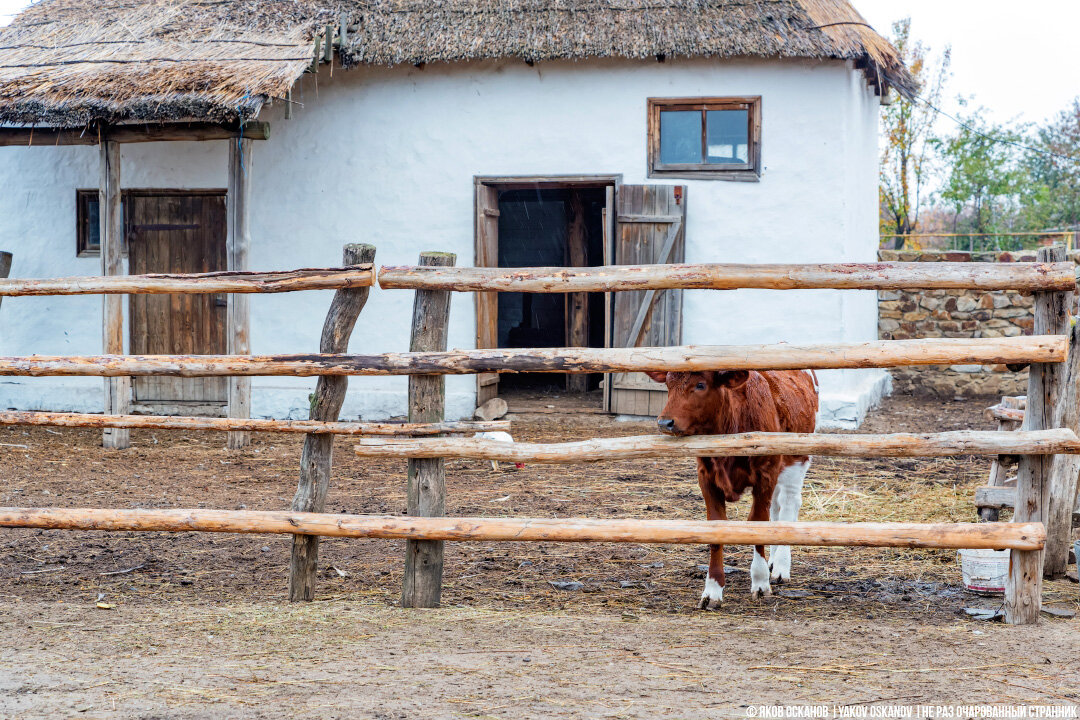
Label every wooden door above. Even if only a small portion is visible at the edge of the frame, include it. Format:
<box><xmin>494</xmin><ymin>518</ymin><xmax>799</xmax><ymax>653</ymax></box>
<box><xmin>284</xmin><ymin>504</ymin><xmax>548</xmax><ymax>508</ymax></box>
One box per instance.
<box><xmin>127</xmin><ymin>192</ymin><xmax>228</xmax><ymax>414</ymax></box>
<box><xmin>475</xmin><ymin>183</ymin><xmax>500</xmax><ymax>405</ymax></box>
<box><xmin>608</xmin><ymin>184</ymin><xmax>686</xmax><ymax>416</ymax></box>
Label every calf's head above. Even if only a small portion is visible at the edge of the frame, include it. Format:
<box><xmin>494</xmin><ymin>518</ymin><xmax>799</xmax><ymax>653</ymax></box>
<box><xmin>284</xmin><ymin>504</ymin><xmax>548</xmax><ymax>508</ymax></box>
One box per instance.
<box><xmin>646</xmin><ymin>370</ymin><xmax>750</xmax><ymax>436</ymax></box>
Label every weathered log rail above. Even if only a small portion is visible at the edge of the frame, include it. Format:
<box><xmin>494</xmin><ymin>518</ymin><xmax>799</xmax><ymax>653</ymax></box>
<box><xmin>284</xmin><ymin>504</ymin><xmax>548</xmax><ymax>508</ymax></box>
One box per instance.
<box><xmin>354</xmin><ymin>429</ymin><xmax>1080</xmax><ymax>462</ymax></box>
<box><xmin>2</xmin><ymin>255</ymin><xmax>1074</xmax><ymax>624</ymax></box>
<box><xmin>0</xmin><ymin>411</ymin><xmax>508</xmax><ymax>436</ymax></box>
<box><xmin>0</xmin><ymin>508</ymin><xmax>1045</xmax><ymax>552</ymax></box>
<box><xmin>0</xmin><ymin>336</ymin><xmax>1065</xmax><ymax>377</ymax></box>
<box><xmin>0</xmin><ymin>266</ymin><xmax>374</xmax><ymax>296</ymax></box>
<box><xmin>378</xmin><ymin>262</ymin><xmax>1078</xmax><ymax>293</ymax></box>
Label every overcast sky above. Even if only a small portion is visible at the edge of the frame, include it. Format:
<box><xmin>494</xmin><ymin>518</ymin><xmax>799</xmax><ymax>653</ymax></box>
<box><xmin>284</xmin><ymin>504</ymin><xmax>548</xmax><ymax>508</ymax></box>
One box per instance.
<box><xmin>2</xmin><ymin>0</ymin><xmax>1077</xmax><ymax>128</ymax></box>
<box><xmin>849</xmin><ymin>0</ymin><xmax>1078</xmax><ymax>127</ymax></box>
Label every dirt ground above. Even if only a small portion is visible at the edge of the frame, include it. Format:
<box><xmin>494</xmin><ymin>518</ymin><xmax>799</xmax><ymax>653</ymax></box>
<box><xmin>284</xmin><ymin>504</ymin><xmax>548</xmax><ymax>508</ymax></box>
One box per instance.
<box><xmin>2</xmin><ymin>392</ymin><xmax>1078</xmax><ymax>718</ymax></box>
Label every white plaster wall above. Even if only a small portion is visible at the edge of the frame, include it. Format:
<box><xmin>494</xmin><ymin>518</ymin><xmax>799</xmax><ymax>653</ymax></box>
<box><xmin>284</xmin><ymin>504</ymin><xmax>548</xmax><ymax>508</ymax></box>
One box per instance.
<box><xmin>0</xmin><ymin>55</ymin><xmax>885</xmax><ymax>426</ymax></box>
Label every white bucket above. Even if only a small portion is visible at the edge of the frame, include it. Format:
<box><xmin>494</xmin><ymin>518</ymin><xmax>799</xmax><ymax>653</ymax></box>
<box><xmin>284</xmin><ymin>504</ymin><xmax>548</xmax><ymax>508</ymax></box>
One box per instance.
<box><xmin>957</xmin><ymin>548</ymin><xmax>1009</xmax><ymax>595</ymax></box>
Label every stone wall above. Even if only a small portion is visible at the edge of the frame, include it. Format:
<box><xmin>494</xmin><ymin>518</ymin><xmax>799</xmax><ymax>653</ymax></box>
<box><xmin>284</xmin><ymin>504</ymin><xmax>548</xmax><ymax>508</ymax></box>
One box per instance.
<box><xmin>878</xmin><ymin>249</ymin><xmax>1044</xmax><ymax>398</ymax></box>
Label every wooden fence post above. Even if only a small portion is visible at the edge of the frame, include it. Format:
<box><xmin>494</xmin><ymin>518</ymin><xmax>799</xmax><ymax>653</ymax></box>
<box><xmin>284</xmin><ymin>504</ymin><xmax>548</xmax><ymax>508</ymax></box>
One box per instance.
<box><xmin>1044</xmin><ymin>310</ymin><xmax>1080</xmax><ymax>577</ymax></box>
<box><xmin>1006</xmin><ymin>246</ymin><xmax>1068</xmax><ymax>623</ymax></box>
<box><xmin>565</xmin><ymin>191</ymin><xmax>589</xmax><ymax>393</ymax></box>
<box><xmin>227</xmin><ymin>137</ymin><xmax>253</xmax><ymax>450</ymax></box>
<box><xmin>288</xmin><ymin>243</ymin><xmax>376</xmax><ymax>601</ymax></box>
<box><xmin>402</xmin><ymin>251</ymin><xmax>455</xmax><ymax>608</ymax></box>
<box><xmin>99</xmin><ymin>139</ymin><xmax>130</xmax><ymax>450</ymax></box>
<box><xmin>980</xmin><ymin>395</ymin><xmax>1025</xmax><ymax>522</ymax></box>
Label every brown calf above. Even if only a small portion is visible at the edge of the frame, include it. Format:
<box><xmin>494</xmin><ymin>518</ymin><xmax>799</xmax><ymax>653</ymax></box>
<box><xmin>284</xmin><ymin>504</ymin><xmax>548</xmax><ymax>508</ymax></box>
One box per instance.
<box><xmin>646</xmin><ymin>369</ymin><xmax>819</xmax><ymax>608</ymax></box>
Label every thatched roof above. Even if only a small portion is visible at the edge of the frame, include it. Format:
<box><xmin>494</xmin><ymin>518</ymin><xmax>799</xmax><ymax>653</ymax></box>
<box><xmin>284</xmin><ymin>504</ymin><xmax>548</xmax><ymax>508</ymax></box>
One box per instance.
<box><xmin>0</xmin><ymin>0</ymin><xmax>911</xmax><ymax>128</ymax></box>
<box><xmin>343</xmin><ymin>0</ymin><xmax>912</xmax><ymax>91</ymax></box>
<box><xmin>0</xmin><ymin>0</ymin><xmax>339</xmax><ymax>126</ymax></box>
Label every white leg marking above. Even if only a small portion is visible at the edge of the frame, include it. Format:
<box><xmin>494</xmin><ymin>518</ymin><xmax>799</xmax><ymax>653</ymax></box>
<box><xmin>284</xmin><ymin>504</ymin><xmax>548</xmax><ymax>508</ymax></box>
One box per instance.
<box><xmin>750</xmin><ymin>550</ymin><xmax>771</xmax><ymax>598</ymax></box>
<box><xmin>770</xmin><ymin>459</ymin><xmax>810</xmax><ymax>583</ymax></box>
<box><xmin>769</xmin><ymin>489</ymin><xmax>782</xmax><ymax>567</ymax></box>
<box><xmin>699</xmin><ymin>574</ymin><xmax>724</xmax><ymax>610</ymax></box>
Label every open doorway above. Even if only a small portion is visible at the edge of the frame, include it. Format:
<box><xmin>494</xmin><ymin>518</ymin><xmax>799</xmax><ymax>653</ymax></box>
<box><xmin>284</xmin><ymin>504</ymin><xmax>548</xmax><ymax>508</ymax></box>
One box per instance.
<box><xmin>475</xmin><ymin>177</ymin><xmax>617</xmax><ymax>411</ymax></box>
<box><xmin>476</xmin><ymin>178</ymin><xmax>686</xmax><ymax>416</ymax></box>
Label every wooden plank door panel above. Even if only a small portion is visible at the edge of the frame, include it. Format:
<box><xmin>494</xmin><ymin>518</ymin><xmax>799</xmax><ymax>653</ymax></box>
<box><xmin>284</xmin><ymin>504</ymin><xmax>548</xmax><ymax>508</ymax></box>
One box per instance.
<box><xmin>128</xmin><ymin>193</ymin><xmax>228</xmax><ymax>412</ymax></box>
<box><xmin>609</xmin><ymin>184</ymin><xmax>686</xmax><ymax>416</ymax></box>
<box><xmin>475</xmin><ymin>183</ymin><xmax>500</xmax><ymax>406</ymax></box>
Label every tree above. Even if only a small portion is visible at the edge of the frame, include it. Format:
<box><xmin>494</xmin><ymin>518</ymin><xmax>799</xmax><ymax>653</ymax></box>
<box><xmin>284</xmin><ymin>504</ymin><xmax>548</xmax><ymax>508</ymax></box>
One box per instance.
<box><xmin>879</xmin><ymin>18</ymin><xmax>951</xmax><ymax>248</ymax></box>
<box><xmin>935</xmin><ymin>102</ymin><xmax>1027</xmax><ymax>246</ymax></box>
<box><xmin>1023</xmin><ymin>98</ymin><xmax>1080</xmax><ymax>229</ymax></box>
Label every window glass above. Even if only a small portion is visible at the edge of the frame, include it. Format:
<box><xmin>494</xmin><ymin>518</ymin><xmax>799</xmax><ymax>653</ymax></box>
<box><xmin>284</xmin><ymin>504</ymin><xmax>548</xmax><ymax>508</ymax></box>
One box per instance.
<box><xmin>659</xmin><ymin>110</ymin><xmax>702</xmax><ymax>164</ymax></box>
<box><xmin>84</xmin><ymin>195</ymin><xmax>100</xmax><ymax>252</ymax></box>
<box><xmin>705</xmin><ymin>109</ymin><xmax>749</xmax><ymax>164</ymax></box>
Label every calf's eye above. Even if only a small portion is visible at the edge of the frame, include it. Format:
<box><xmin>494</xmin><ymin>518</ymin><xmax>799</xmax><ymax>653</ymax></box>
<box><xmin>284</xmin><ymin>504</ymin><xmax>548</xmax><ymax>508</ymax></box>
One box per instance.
<box><xmin>695</xmin><ymin>382</ymin><xmax>707</xmax><ymax>391</ymax></box>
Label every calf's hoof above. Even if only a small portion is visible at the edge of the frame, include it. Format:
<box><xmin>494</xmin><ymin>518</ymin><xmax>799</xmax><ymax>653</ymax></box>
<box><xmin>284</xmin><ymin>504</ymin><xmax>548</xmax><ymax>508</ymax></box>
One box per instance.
<box><xmin>750</xmin><ymin>551</ymin><xmax>772</xmax><ymax>599</ymax></box>
<box><xmin>750</xmin><ymin>584</ymin><xmax>773</xmax><ymax>600</ymax></box>
<box><xmin>769</xmin><ymin>547</ymin><xmax>792</xmax><ymax>584</ymax></box>
<box><xmin>769</xmin><ymin>569</ymin><xmax>790</xmax><ymax>584</ymax></box>
<box><xmin>698</xmin><ymin>577</ymin><xmax>724</xmax><ymax>610</ymax></box>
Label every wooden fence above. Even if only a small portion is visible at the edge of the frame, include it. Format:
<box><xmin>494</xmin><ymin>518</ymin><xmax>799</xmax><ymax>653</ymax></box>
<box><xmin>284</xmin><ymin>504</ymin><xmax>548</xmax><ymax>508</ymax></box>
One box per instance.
<box><xmin>0</xmin><ymin>247</ymin><xmax>1076</xmax><ymax>623</ymax></box>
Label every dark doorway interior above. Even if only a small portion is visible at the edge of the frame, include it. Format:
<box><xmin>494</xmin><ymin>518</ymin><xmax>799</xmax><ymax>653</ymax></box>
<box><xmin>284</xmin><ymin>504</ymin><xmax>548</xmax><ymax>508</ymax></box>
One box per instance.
<box><xmin>496</xmin><ymin>188</ymin><xmax>606</xmax><ymax>392</ymax></box>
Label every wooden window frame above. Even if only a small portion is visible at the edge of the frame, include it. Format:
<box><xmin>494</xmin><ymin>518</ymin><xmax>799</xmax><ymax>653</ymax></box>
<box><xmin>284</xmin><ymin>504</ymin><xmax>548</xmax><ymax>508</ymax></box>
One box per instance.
<box><xmin>647</xmin><ymin>96</ymin><xmax>762</xmax><ymax>181</ymax></box>
<box><xmin>76</xmin><ymin>189</ymin><xmax>103</xmax><ymax>257</ymax></box>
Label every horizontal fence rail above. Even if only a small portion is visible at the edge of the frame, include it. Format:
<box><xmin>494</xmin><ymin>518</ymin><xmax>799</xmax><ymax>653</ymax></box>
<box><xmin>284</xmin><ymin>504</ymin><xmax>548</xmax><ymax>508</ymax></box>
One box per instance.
<box><xmin>354</xmin><ymin>429</ymin><xmax>1080</xmax><ymax>461</ymax></box>
<box><xmin>0</xmin><ymin>266</ymin><xmax>375</xmax><ymax>296</ymax></box>
<box><xmin>377</xmin><ymin>262</ymin><xmax>1078</xmax><ymax>293</ymax></box>
<box><xmin>0</xmin><ymin>337</ymin><xmax>1064</xmax><ymax>377</ymax></box>
<box><xmin>0</xmin><ymin>411</ymin><xmax>508</xmax><ymax>436</ymax></box>
<box><xmin>0</xmin><ymin>508</ymin><xmax>1046</xmax><ymax>551</ymax></box>
<box><xmin>987</xmin><ymin>405</ymin><xmax>1026</xmax><ymax>423</ymax></box>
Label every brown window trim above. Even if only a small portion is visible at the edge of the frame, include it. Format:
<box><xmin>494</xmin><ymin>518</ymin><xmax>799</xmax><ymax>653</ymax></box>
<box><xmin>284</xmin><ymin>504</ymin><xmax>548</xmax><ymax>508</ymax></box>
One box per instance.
<box><xmin>76</xmin><ymin>189</ymin><xmax>106</xmax><ymax>258</ymax></box>
<box><xmin>647</xmin><ymin>96</ymin><xmax>762</xmax><ymax>181</ymax></box>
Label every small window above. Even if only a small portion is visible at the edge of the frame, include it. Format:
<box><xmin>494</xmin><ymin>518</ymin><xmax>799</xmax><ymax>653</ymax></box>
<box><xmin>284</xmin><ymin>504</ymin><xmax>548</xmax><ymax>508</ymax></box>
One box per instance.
<box><xmin>648</xmin><ymin>97</ymin><xmax>761</xmax><ymax>180</ymax></box>
<box><xmin>76</xmin><ymin>190</ymin><xmax>126</xmax><ymax>257</ymax></box>
<box><xmin>76</xmin><ymin>190</ymin><xmax>100</xmax><ymax>257</ymax></box>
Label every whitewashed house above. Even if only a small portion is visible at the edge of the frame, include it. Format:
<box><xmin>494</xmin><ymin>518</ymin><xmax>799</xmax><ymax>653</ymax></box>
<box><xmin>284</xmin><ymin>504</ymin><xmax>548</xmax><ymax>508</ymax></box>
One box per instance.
<box><xmin>0</xmin><ymin>0</ymin><xmax>911</xmax><ymax>427</ymax></box>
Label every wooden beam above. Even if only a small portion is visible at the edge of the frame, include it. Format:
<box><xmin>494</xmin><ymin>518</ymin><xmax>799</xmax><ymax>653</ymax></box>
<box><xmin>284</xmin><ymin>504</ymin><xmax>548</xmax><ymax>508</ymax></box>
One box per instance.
<box><xmin>1045</xmin><ymin>317</ymin><xmax>1080</xmax><ymax>576</ymax></box>
<box><xmin>226</xmin><ymin>137</ymin><xmax>252</xmax><ymax>449</ymax></box>
<box><xmin>0</xmin><ymin>410</ymin><xmax>508</xmax><ymax>436</ymax></box>
<box><xmin>0</xmin><ymin>336</ymin><xmax>1065</xmax><ymax>377</ymax></box>
<box><xmin>290</xmin><ymin>244</ymin><xmax>376</xmax><ymax>602</ymax></box>
<box><xmin>99</xmin><ymin>139</ymin><xmax>129</xmax><ymax>450</ymax></box>
<box><xmin>0</xmin><ymin>507</ymin><xmax>1046</xmax><ymax>551</ymax></box>
<box><xmin>0</xmin><ymin>266</ymin><xmax>374</xmax><ymax>296</ymax></box>
<box><xmin>986</xmin><ymin>404</ymin><xmax>1025</xmax><ymax>423</ymax></box>
<box><xmin>565</xmin><ymin>192</ymin><xmax>589</xmax><ymax>393</ymax></box>
<box><xmin>1007</xmin><ymin>246</ymin><xmax>1066</xmax><ymax>624</ymax></box>
<box><xmin>976</xmin><ymin>485</ymin><xmax>1017</xmax><ymax>510</ymax></box>
<box><xmin>0</xmin><ymin>123</ymin><xmax>270</xmax><ymax>147</ymax></box>
<box><xmin>403</xmin><ymin>251</ymin><xmax>455</xmax><ymax>609</ymax></box>
<box><xmin>377</xmin><ymin>262</ymin><xmax>1078</xmax><ymax>293</ymax></box>
<box><xmin>982</xmin><ymin>395</ymin><xmax>1026</xmax><ymax>522</ymax></box>
<box><xmin>0</xmin><ymin>251</ymin><xmax>10</xmax><ymax>311</ymax></box>
<box><xmin>355</xmin><ymin>429</ymin><xmax>1080</xmax><ymax>462</ymax></box>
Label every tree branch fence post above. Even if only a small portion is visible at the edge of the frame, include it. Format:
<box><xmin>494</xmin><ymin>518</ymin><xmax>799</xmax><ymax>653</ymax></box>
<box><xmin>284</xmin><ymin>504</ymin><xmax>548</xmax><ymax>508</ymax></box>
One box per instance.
<box><xmin>288</xmin><ymin>243</ymin><xmax>376</xmax><ymax>601</ymax></box>
<box><xmin>1006</xmin><ymin>246</ymin><xmax>1069</xmax><ymax>623</ymax></box>
<box><xmin>402</xmin><ymin>251</ymin><xmax>455</xmax><ymax>608</ymax></box>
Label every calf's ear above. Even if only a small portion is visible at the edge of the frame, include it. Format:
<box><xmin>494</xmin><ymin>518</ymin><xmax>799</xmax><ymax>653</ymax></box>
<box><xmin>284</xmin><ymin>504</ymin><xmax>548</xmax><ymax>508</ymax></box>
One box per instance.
<box><xmin>644</xmin><ymin>371</ymin><xmax>669</xmax><ymax>383</ymax></box>
<box><xmin>715</xmin><ymin>370</ymin><xmax>750</xmax><ymax>389</ymax></box>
